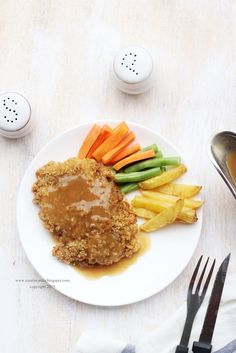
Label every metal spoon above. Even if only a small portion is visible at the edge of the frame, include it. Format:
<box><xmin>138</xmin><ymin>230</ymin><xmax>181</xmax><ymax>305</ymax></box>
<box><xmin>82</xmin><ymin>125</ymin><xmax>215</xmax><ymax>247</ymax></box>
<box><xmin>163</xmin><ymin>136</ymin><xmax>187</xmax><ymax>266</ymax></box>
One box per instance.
<box><xmin>209</xmin><ymin>131</ymin><xmax>236</xmax><ymax>199</ymax></box>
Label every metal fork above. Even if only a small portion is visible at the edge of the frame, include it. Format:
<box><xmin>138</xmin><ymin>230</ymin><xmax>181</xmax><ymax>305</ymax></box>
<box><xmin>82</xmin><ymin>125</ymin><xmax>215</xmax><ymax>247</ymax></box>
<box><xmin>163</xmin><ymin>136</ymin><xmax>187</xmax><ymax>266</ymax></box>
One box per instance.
<box><xmin>175</xmin><ymin>256</ymin><xmax>216</xmax><ymax>353</ymax></box>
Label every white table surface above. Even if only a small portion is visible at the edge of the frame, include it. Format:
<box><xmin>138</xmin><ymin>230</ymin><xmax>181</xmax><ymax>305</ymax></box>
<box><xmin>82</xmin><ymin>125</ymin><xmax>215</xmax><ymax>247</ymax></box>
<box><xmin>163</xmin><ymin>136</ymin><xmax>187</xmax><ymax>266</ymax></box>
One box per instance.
<box><xmin>0</xmin><ymin>1</ymin><xmax>236</xmax><ymax>352</ymax></box>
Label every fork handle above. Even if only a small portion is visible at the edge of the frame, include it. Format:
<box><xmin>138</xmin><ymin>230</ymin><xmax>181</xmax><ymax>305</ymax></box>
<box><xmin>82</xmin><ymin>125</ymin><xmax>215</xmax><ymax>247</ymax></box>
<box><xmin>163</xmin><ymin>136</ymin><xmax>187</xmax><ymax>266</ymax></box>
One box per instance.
<box><xmin>192</xmin><ymin>341</ymin><xmax>212</xmax><ymax>353</ymax></box>
<box><xmin>175</xmin><ymin>345</ymin><xmax>188</xmax><ymax>353</ymax></box>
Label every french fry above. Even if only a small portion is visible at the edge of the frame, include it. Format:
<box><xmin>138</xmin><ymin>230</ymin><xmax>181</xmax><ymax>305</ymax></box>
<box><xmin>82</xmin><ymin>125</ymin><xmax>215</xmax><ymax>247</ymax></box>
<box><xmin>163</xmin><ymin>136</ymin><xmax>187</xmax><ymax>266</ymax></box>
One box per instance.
<box><xmin>133</xmin><ymin>207</ymin><xmax>191</xmax><ymax>224</ymax></box>
<box><xmin>132</xmin><ymin>196</ymin><xmax>170</xmax><ymax>213</ymax></box>
<box><xmin>140</xmin><ymin>200</ymin><xmax>184</xmax><ymax>232</ymax></box>
<box><xmin>139</xmin><ymin>164</ymin><xmax>187</xmax><ymax>189</ymax></box>
<box><xmin>141</xmin><ymin>190</ymin><xmax>180</xmax><ymax>203</ymax></box>
<box><xmin>133</xmin><ymin>207</ymin><xmax>157</xmax><ymax>219</ymax></box>
<box><xmin>183</xmin><ymin>199</ymin><xmax>203</xmax><ymax>209</ymax></box>
<box><xmin>179</xmin><ymin>207</ymin><xmax>197</xmax><ymax>223</ymax></box>
<box><xmin>175</xmin><ymin>219</ymin><xmax>187</xmax><ymax>224</ymax></box>
<box><xmin>155</xmin><ymin>183</ymin><xmax>202</xmax><ymax>198</ymax></box>
<box><xmin>141</xmin><ymin>190</ymin><xmax>203</xmax><ymax>210</ymax></box>
<box><xmin>131</xmin><ymin>196</ymin><xmax>197</xmax><ymax>223</ymax></box>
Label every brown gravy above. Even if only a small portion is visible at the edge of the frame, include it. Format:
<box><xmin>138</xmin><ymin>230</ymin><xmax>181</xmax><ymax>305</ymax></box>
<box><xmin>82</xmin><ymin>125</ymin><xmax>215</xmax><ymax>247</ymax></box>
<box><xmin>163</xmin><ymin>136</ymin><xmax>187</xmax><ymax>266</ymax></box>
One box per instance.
<box><xmin>226</xmin><ymin>151</ymin><xmax>236</xmax><ymax>184</ymax></box>
<box><xmin>46</xmin><ymin>171</ymin><xmax>144</xmax><ymax>273</ymax></box>
<box><xmin>75</xmin><ymin>232</ymin><xmax>150</xmax><ymax>279</ymax></box>
<box><xmin>43</xmin><ymin>174</ymin><xmax>112</xmax><ymax>242</ymax></box>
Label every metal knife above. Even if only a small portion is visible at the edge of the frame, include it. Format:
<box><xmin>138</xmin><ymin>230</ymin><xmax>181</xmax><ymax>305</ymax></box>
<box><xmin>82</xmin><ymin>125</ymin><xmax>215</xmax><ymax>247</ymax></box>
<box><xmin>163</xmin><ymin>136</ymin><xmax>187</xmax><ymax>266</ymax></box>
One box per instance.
<box><xmin>192</xmin><ymin>253</ymin><xmax>231</xmax><ymax>353</ymax></box>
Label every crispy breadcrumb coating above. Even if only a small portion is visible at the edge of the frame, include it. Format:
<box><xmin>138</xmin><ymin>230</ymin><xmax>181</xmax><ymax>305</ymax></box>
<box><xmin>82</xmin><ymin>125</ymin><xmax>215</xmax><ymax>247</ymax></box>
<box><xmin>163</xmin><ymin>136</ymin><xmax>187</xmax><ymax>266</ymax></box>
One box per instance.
<box><xmin>32</xmin><ymin>158</ymin><xmax>140</xmax><ymax>267</ymax></box>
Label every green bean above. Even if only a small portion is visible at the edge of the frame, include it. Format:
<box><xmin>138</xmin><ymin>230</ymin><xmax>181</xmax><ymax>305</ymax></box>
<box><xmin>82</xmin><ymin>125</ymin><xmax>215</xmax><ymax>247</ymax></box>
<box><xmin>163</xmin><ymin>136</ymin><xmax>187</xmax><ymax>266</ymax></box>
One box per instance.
<box><xmin>119</xmin><ymin>183</ymin><xmax>138</xmax><ymax>194</ymax></box>
<box><xmin>156</xmin><ymin>151</ymin><xmax>163</xmax><ymax>158</ymax></box>
<box><xmin>124</xmin><ymin>157</ymin><xmax>181</xmax><ymax>173</ymax></box>
<box><xmin>140</xmin><ymin>144</ymin><xmax>158</xmax><ymax>153</ymax></box>
<box><xmin>115</xmin><ymin>167</ymin><xmax>162</xmax><ymax>183</ymax></box>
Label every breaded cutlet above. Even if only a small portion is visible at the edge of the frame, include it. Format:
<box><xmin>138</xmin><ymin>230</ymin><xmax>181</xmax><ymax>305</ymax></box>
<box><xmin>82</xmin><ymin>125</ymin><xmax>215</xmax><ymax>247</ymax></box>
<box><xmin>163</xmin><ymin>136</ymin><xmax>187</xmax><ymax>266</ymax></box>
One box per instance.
<box><xmin>32</xmin><ymin>158</ymin><xmax>140</xmax><ymax>267</ymax></box>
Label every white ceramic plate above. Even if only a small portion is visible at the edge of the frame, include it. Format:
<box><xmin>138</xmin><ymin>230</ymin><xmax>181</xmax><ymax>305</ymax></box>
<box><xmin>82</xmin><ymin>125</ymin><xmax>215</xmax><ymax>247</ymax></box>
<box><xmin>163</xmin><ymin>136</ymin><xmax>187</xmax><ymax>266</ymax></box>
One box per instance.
<box><xmin>17</xmin><ymin>120</ymin><xmax>202</xmax><ymax>306</ymax></box>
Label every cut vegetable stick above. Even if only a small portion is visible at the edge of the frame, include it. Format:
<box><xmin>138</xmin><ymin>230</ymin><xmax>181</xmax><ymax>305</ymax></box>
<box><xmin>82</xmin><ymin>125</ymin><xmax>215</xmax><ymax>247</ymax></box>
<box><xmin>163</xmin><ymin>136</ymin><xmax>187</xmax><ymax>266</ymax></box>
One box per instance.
<box><xmin>92</xmin><ymin>121</ymin><xmax>129</xmax><ymax>161</ymax></box>
<box><xmin>102</xmin><ymin>131</ymin><xmax>135</xmax><ymax>165</ymax></box>
<box><xmin>78</xmin><ymin>124</ymin><xmax>101</xmax><ymax>159</ymax></box>
<box><xmin>140</xmin><ymin>144</ymin><xmax>158</xmax><ymax>153</ymax></box>
<box><xmin>120</xmin><ymin>183</ymin><xmax>138</xmax><ymax>194</ymax></box>
<box><xmin>86</xmin><ymin>125</ymin><xmax>112</xmax><ymax>158</ymax></box>
<box><xmin>112</xmin><ymin>121</ymin><xmax>128</xmax><ymax>132</ymax></box>
<box><xmin>112</xmin><ymin>144</ymin><xmax>141</xmax><ymax>164</ymax></box>
<box><xmin>113</xmin><ymin>149</ymin><xmax>156</xmax><ymax>171</ymax></box>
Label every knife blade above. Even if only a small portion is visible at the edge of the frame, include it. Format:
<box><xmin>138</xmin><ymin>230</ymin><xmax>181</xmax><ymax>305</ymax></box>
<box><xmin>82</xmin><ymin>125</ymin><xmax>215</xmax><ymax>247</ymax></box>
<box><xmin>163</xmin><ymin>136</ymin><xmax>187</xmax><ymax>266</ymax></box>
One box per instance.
<box><xmin>192</xmin><ymin>253</ymin><xmax>230</xmax><ymax>353</ymax></box>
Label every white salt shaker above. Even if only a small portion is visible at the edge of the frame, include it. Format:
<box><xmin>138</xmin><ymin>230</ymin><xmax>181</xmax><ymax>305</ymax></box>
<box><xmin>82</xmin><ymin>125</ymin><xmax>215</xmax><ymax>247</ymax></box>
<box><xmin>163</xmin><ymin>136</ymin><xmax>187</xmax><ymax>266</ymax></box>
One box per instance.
<box><xmin>0</xmin><ymin>92</ymin><xmax>33</xmax><ymax>138</ymax></box>
<box><xmin>113</xmin><ymin>46</ymin><xmax>153</xmax><ymax>95</ymax></box>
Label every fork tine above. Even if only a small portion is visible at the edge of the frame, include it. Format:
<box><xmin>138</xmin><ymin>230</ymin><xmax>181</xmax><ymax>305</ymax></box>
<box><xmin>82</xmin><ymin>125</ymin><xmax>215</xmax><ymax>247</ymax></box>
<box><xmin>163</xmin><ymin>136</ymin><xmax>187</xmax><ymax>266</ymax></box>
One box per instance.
<box><xmin>195</xmin><ymin>257</ymin><xmax>209</xmax><ymax>294</ymax></box>
<box><xmin>201</xmin><ymin>259</ymin><xmax>216</xmax><ymax>298</ymax></box>
<box><xmin>188</xmin><ymin>255</ymin><xmax>203</xmax><ymax>292</ymax></box>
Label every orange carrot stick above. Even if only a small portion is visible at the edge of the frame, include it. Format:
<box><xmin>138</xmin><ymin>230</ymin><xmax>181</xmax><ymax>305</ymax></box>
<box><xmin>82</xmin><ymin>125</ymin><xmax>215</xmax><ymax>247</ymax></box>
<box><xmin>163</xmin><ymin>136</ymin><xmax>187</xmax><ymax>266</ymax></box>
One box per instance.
<box><xmin>86</xmin><ymin>125</ymin><xmax>112</xmax><ymax>158</ymax></box>
<box><xmin>111</xmin><ymin>144</ymin><xmax>141</xmax><ymax>164</ymax></box>
<box><xmin>112</xmin><ymin>121</ymin><xmax>128</xmax><ymax>132</ymax></box>
<box><xmin>78</xmin><ymin>124</ymin><xmax>101</xmax><ymax>159</ymax></box>
<box><xmin>92</xmin><ymin>121</ymin><xmax>129</xmax><ymax>161</ymax></box>
<box><xmin>102</xmin><ymin>131</ymin><xmax>135</xmax><ymax>165</ymax></box>
<box><xmin>113</xmin><ymin>149</ymin><xmax>156</xmax><ymax>171</ymax></box>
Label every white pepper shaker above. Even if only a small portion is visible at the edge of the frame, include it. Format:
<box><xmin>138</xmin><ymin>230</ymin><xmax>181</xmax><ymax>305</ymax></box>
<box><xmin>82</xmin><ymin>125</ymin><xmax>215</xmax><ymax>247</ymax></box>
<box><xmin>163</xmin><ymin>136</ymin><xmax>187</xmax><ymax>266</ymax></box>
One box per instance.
<box><xmin>0</xmin><ymin>92</ymin><xmax>33</xmax><ymax>138</ymax></box>
<box><xmin>113</xmin><ymin>46</ymin><xmax>153</xmax><ymax>95</ymax></box>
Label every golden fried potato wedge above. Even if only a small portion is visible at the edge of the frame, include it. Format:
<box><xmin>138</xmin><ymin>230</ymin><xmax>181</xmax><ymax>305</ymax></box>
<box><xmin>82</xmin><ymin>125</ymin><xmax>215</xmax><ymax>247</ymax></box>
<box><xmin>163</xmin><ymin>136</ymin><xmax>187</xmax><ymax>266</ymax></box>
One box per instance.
<box><xmin>141</xmin><ymin>190</ymin><xmax>180</xmax><ymax>203</ymax></box>
<box><xmin>183</xmin><ymin>199</ymin><xmax>203</xmax><ymax>209</ymax></box>
<box><xmin>132</xmin><ymin>196</ymin><xmax>170</xmax><ymax>213</ymax></box>
<box><xmin>140</xmin><ymin>200</ymin><xmax>184</xmax><ymax>232</ymax></box>
<box><xmin>133</xmin><ymin>206</ymin><xmax>192</xmax><ymax>224</ymax></box>
<box><xmin>131</xmin><ymin>196</ymin><xmax>197</xmax><ymax>223</ymax></box>
<box><xmin>141</xmin><ymin>190</ymin><xmax>203</xmax><ymax>210</ymax></box>
<box><xmin>179</xmin><ymin>207</ymin><xmax>197</xmax><ymax>223</ymax></box>
<box><xmin>133</xmin><ymin>207</ymin><xmax>157</xmax><ymax>219</ymax></box>
<box><xmin>155</xmin><ymin>183</ymin><xmax>202</xmax><ymax>198</ymax></box>
<box><xmin>139</xmin><ymin>164</ymin><xmax>187</xmax><ymax>190</ymax></box>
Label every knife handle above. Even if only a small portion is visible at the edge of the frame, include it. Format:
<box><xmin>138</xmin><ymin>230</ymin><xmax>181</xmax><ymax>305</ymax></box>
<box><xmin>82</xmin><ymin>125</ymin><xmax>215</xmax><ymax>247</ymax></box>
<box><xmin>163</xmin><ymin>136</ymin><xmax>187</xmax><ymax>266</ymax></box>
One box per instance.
<box><xmin>192</xmin><ymin>341</ymin><xmax>212</xmax><ymax>353</ymax></box>
<box><xmin>175</xmin><ymin>345</ymin><xmax>188</xmax><ymax>353</ymax></box>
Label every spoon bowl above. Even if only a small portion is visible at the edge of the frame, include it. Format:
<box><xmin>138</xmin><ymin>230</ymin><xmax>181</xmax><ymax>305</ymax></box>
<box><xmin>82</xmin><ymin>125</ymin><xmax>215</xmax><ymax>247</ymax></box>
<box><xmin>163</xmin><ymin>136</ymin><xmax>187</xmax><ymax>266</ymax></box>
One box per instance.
<box><xmin>209</xmin><ymin>131</ymin><xmax>236</xmax><ymax>199</ymax></box>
